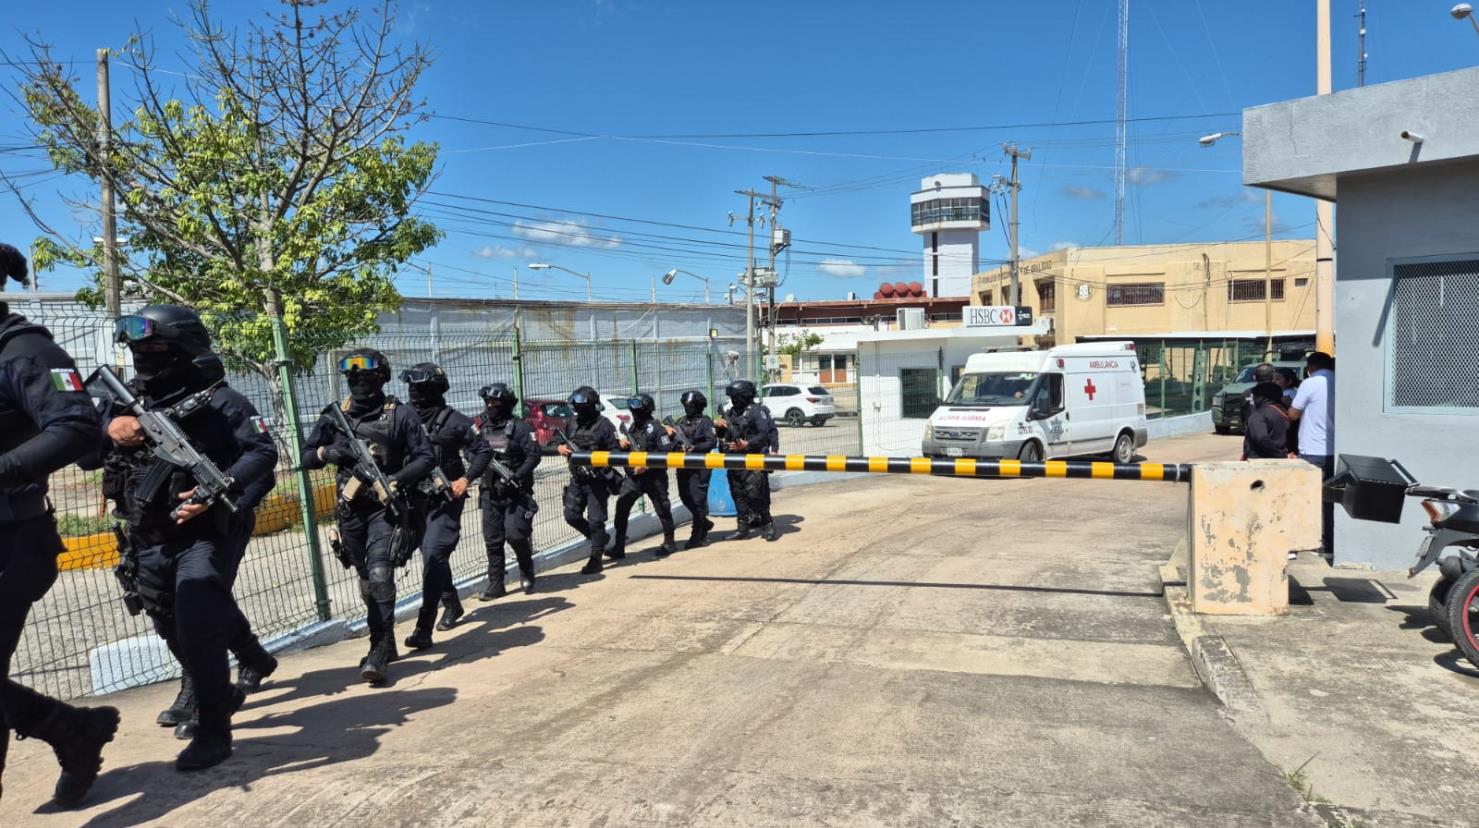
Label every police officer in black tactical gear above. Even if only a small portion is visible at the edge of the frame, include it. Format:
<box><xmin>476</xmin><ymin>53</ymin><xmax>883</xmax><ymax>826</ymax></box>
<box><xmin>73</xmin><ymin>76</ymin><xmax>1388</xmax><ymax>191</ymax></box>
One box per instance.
<box><xmin>556</xmin><ymin>386</ymin><xmax>620</xmax><ymax>575</ymax></box>
<box><xmin>609</xmin><ymin>393</ymin><xmax>678</xmax><ymax>559</ymax></box>
<box><xmin>0</xmin><ymin>243</ymin><xmax>119</xmax><ymax>807</ymax></box>
<box><xmin>672</xmin><ymin>390</ymin><xmax>717</xmax><ymax>549</ymax></box>
<box><xmin>302</xmin><ymin>349</ymin><xmax>434</xmax><ymax>685</ymax></box>
<box><xmin>473</xmin><ymin>382</ymin><xmax>541</xmax><ymax>599</ymax></box>
<box><xmin>401</xmin><ymin>363</ymin><xmax>490</xmax><ymax>652</ymax></box>
<box><xmin>102</xmin><ymin>303</ymin><xmax>279</xmax><ymax>772</ymax></box>
<box><xmin>714</xmin><ymin>380</ymin><xmax>778</xmax><ymax>542</ymax></box>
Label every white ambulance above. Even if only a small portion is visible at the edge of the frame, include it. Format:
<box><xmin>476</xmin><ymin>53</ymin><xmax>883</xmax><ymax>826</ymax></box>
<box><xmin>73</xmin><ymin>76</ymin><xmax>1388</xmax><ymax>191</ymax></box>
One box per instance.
<box><xmin>921</xmin><ymin>342</ymin><xmax>1149</xmax><ymax>463</ymax></box>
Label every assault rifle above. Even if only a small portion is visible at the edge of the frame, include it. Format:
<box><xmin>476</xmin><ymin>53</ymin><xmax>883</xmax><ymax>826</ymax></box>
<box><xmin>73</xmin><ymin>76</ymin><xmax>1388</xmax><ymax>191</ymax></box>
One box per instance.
<box><xmin>325</xmin><ymin>403</ymin><xmax>418</xmax><ymax>565</ymax></box>
<box><xmin>87</xmin><ymin>366</ymin><xmax>237</xmax><ymax>522</ymax></box>
<box><xmin>553</xmin><ymin>428</ymin><xmax>597</xmax><ymax>481</ymax></box>
<box><xmin>412</xmin><ymin>419</ymin><xmax>455</xmax><ymax>502</ymax></box>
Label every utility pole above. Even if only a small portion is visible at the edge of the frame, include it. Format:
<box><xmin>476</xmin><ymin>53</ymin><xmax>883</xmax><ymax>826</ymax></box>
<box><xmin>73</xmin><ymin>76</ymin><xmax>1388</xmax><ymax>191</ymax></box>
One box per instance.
<box><xmin>1003</xmin><ymin>145</ymin><xmax>1031</xmax><ymax>306</ymax></box>
<box><xmin>1114</xmin><ymin>0</ymin><xmax>1130</xmax><ymax>246</ymax></box>
<box><xmin>1316</xmin><ymin>0</ymin><xmax>1336</xmax><ymax>355</ymax></box>
<box><xmin>1264</xmin><ymin>190</ymin><xmax>1273</xmax><ymax>356</ymax></box>
<box><xmin>426</xmin><ymin>263</ymin><xmax>433</xmax><ymax>297</ymax></box>
<box><xmin>1356</xmin><ymin>0</ymin><xmax>1368</xmax><ymax>87</ymax></box>
<box><xmin>97</xmin><ymin>49</ymin><xmax>121</xmax><ymax>318</ymax></box>
<box><xmin>512</xmin><ymin>266</ymin><xmax>520</xmax><ymax>300</ymax></box>
<box><xmin>735</xmin><ymin>182</ymin><xmax>785</xmax><ymax>382</ymax></box>
<box><xmin>763</xmin><ymin>175</ymin><xmax>794</xmax><ymax>384</ymax></box>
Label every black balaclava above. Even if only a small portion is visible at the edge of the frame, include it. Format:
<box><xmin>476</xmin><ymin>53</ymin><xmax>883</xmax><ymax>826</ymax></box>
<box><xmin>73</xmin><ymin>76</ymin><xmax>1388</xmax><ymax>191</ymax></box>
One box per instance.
<box><xmin>571</xmin><ymin>386</ymin><xmax>600</xmax><ymax>426</ymax></box>
<box><xmin>485</xmin><ymin>397</ymin><xmax>510</xmax><ymax>424</ymax></box>
<box><xmin>408</xmin><ymin>382</ymin><xmax>443</xmax><ymax>414</ymax></box>
<box><xmin>132</xmin><ymin>346</ymin><xmax>199</xmax><ymax>400</ymax></box>
<box><xmin>347</xmin><ymin>373</ymin><xmax>386</xmax><ymax>415</ymax></box>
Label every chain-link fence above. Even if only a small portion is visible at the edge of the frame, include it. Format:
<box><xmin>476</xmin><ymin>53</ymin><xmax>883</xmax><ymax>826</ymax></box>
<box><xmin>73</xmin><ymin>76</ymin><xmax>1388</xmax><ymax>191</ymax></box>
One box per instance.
<box><xmin>8</xmin><ymin>299</ymin><xmax>772</xmax><ymax>701</ymax></box>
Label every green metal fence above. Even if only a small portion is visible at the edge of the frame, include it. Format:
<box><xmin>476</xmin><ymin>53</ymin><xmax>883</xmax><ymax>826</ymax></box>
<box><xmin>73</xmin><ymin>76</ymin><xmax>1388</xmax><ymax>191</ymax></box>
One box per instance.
<box><xmin>10</xmin><ymin>303</ymin><xmax>752</xmax><ymax>701</ymax></box>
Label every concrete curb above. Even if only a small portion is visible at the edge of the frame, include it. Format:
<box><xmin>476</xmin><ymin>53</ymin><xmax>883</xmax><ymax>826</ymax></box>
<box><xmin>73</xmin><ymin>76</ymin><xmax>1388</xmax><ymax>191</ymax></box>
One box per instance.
<box><xmin>1159</xmin><ymin>562</ymin><xmax>1266</xmax><ymax>722</ymax></box>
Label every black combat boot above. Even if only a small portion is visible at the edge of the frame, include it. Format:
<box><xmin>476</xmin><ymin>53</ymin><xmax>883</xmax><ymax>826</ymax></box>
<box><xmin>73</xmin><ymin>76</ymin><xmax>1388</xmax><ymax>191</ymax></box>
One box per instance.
<box><xmin>479</xmin><ymin>578</ymin><xmax>507</xmax><ymax>601</ymax></box>
<box><xmin>732</xmin><ymin>522</ymin><xmax>754</xmax><ymax>541</ymax></box>
<box><xmin>761</xmin><ymin>522</ymin><xmax>779</xmax><ymax>542</ymax></box>
<box><xmin>655</xmin><ymin>531</ymin><xmax>676</xmax><ymax>558</ymax></box>
<box><xmin>175</xmin><ymin>686</ymin><xmax>245</xmax><ymax>741</ymax></box>
<box><xmin>360</xmin><ymin>636</ymin><xmax>390</xmax><ymax>685</ymax></box>
<box><xmin>234</xmin><ymin>635</ymin><xmax>278</xmax><ymax>695</ymax></box>
<box><xmin>605</xmin><ymin>534</ymin><xmax>627</xmax><ymax>560</ymax></box>
<box><xmin>175</xmin><ymin>696</ymin><xmax>236</xmax><ymax>772</ymax></box>
<box><xmin>157</xmin><ymin>673</ymin><xmax>196</xmax><ymax>726</ymax></box>
<box><xmin>20</xmin><ymin>704</ymin><xmax>120</xmax><ymax>808</ymax></box>
<box><xmin>580</xmin><ymin>551</ymin><xmax>603</xmax><ymax>575</ymax></box>
<box><xmin>518</xmin><ymin>558</ymin><xmax>537</xmax><ymax>594</ymax></box>
<box><xmin>437</xmin><ymin>593</ymin><xmax>464</xmax><ymax>630</ymax></box>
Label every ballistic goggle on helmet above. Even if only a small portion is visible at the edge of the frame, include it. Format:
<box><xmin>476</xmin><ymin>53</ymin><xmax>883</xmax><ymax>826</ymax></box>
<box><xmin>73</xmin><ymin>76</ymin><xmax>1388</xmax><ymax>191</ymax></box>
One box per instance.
<box><xmin>337</xmin><ymin>349</ymin><xmax>391</xmax><ymax>380</ymax></box>
<box><xmin>114</xmin><ymin>305</ymin><xmax>212</xmax><ymax>355</ymax></box>
<box><xmin>625</xmin><ymin>394</ymin><xmax>655</xmax><ymax>416</ymax></box>
<box><xmin>479</xmin><ymin>383</ymin><xmax>517</xmax><ymax>406</ymax></box>
<box><xmin>400</xmin><ymin>362</ymin><xmax>449</xmax><ymax>394</ymax></box>
<box><xmin>568</xmin><ymin>387</ymin><xmax>599</xmax><ymax>408</ymax></box>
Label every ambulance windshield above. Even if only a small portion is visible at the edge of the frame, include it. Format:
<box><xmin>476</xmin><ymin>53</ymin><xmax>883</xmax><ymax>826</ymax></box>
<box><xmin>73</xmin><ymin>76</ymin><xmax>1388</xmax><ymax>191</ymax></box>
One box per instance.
<box><xmin>944</xmin><ymin>372</ymin><xmax>1038</xmax><ymax>406</ymax></box>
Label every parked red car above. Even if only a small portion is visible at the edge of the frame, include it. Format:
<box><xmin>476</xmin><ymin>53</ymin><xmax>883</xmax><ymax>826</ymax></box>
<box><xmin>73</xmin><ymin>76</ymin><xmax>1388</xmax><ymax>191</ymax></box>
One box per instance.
<box><xmin>521</xmin><ymin>398</ymin><xmax>574</xmax><ymax>450</ymax></box>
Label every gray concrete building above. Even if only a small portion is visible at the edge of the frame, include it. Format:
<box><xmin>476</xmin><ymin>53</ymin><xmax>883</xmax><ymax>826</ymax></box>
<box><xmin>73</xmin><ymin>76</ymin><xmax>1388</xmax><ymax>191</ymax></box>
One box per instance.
<box><xmin>1243</xmin><ymin>66</ymin><xmax>1479</xmax><ymax>568</ymax></box>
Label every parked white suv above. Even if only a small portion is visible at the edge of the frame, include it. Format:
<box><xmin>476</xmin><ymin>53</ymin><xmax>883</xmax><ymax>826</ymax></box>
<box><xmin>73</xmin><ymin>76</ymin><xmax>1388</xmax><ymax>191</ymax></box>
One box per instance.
<box><xmin>595</xmin><ymin>391</ymin><xmax>635</xmax><ymax>435</ymax></box>
<box><xmin>762</xmin><ymin>384</ymin><xmax>836</xmax><ymax>427</ymax></box>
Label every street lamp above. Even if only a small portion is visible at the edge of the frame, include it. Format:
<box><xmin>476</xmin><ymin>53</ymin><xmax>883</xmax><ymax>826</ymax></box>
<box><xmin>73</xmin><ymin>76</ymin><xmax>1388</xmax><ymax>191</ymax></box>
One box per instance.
<box><xmin>1197</xmin><ymin>131</ymin><xmax>1274</xmax><ymax>356</ymax></box>
<box><xmin>1198</xmin><ymin>131</ymin><xmax>1241</xmax><ymax>147</ymax></box>
<box><xmin>661</xmin><ymin>268</ymin><xmax>711</xmax><ymax>304</ymax></box>
<box><xmin>527</xmin><ymin>262</ymin><xmax>592</xmax><ymax>302</ymax></box>
<box><xmin>1452</xmin><ymin>3</ymin><xmax>1479</xmax><ymax>35</ymax></box>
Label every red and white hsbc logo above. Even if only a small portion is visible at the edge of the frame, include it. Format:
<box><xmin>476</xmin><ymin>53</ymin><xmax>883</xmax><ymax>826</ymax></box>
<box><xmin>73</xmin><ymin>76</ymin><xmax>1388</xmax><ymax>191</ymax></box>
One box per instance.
<box><xmin>964</xmin><ymin>306</ymin><xmax>1017</xmax><ymax>327</ymax></box>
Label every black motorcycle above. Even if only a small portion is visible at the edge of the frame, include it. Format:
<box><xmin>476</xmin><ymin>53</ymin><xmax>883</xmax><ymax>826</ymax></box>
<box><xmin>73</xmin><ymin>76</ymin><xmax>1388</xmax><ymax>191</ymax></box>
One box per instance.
<box><xmin>1408</xmin><ymin>485</ymin><xmax>1479</xmax><ymax>659</ymax></box>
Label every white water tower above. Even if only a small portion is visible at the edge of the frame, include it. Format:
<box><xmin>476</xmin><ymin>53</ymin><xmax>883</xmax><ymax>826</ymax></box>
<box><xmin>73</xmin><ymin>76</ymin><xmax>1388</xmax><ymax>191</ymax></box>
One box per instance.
<box><xmin>910</xmin><ymin>173</ymin><xmax>989</xmax><ymax>297</ymax></box>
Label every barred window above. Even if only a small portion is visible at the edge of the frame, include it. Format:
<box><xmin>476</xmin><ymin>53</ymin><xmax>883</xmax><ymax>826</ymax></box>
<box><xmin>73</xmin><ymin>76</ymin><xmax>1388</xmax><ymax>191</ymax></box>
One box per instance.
<box><xmin>1036</xmin><ymin>278</ymin><xmax>1056</xmax><ymax>312</ymax></box>
<box><xmin>1106</xmin><ymin>283</ymin><xmax>1164</xmax><ymax>306</ymax></box>
<box><xmin>1388</xmin><ymin>259</ymin><xmax>1479</xmax><ymax>412</ymax></box>
<box><xmin>1228</xmin><ymin>278</ymin><xmax>1286</xmax><ymax>302</ymax></box>
<box><xmin>981</xmin><ymin>290</ymin><xmax>993</xmax><ymax>305</ymax></box>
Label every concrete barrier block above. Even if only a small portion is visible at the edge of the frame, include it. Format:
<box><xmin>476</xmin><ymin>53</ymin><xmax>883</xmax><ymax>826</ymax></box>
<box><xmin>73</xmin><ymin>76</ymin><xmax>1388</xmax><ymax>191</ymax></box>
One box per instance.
<box><xmin>1189</xmin><ymin>460</ymin><xmax>1321</xmax><ymax>615</ymax></box>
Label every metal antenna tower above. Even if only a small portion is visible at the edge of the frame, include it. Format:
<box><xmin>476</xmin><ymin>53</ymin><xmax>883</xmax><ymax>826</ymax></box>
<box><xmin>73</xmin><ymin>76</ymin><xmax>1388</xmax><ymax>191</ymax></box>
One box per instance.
<box><xmin>1114</xmin><ymin>0</ymin><xmax>1129</xmax><ymax>245</ymax></box>
<box><xmin>1356</xmin><ymin>0</ymin><xmax>1367</xmax><ymax>87</ymax></box>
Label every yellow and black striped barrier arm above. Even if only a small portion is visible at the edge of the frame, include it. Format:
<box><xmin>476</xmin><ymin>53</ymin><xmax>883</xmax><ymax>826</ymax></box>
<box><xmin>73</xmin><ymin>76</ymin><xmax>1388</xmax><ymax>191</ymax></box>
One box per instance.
<box><xmin>569</xmin><ymin>451</ymin><xmax>1192</xmax><ymax>483</ymax></box>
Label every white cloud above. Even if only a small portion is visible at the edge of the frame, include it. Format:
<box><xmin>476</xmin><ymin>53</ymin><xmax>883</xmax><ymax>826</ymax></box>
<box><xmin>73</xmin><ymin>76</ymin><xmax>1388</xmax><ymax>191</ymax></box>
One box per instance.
<box><xmin>1127</xmin><ymin>166</ymin><xmax>1177</xmax><ymax>186</ymax></box>
<box><xmin>1195</xmin><ymin>190</ymin><xmax>1260</xmax><ymax>209</ymax></box>
<box><xmin>1062</xmin><ymin>185</ymin><xmax>1106</xmax><ymax>200</ymax></box>
<box><xmin>1019</xmin><ymin>246</ymin><xmax>1041</xmax><ymax>259</ymax></box>
<box><xmin>818</xmin><ymin>258</ymin><xmax>867</xmax><ymax>278</ymax></box>
<box><xmin>512</xmin><ymin>218</ymin><xmax>621</xmax><ymax>248</ymax></box>
<box><xmin>473</xmin><ymin>244</ymin><xmax>538</xmax><ymax>260</ymax></box>
<box><xmin>1051</xmin><ymin>241</ymin><xmax>1078</xmax><ymax>251</ymax></box>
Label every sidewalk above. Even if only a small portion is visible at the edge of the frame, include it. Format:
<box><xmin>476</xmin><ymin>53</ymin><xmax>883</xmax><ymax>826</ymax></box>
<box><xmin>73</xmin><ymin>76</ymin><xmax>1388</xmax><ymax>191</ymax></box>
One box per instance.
<box><xmin>2</xmin><ymin>432</ymin><xmax>1321</xmax><ymax>826</ymax></box>
<box><xmin>1189</xmin><ymin>555</ymin><xmax>1479</xmax><ymax>828</ymax></box>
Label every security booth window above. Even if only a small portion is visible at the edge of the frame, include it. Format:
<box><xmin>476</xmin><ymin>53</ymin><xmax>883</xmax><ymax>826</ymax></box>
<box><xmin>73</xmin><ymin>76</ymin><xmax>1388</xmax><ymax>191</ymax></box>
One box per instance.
<box><xmin>899</xmin><ymin>368</ymin><xmax>941</xmax><ymax>418</ymax></box>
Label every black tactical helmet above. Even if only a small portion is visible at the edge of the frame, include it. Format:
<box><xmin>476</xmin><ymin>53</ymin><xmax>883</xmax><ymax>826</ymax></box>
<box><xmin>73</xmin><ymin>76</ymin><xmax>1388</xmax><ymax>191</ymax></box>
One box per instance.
<box><xmin>0</xmin><ymin>242</ymin><xmax>29</xmax><ymax>289</ymax></box>
<box><xmin>401</xmin><ymin>362</ymin><xmax>449</xmax><ymax>394</ymax></box>
<box><xmin>681</xmin><ymin>390</ymin><xmax>707</xmax><ymax>414</ymax></box>
<box><xmin>569</xmin><ymin>385</ymin><xmax>599</xmax><ymax>409</ymax></box>
<box><xmin>337</xmin><ymin>347</ymin><xmax>391</xmax><ymax>382</ymax></box>
<box><xmin>626</xmin><ymin>393</ymin><xmax>656</xmax><ymax>417</ymax></box>
<box><xmin>725</xmin><ymin>379</ymin><xmax>757</xmax><ymax>404</ymax></box>
<box><xmin>479</xmin><ymin>382</ymin><xmax>518</xmax><ymax>407</ymax></box>
<box><xmin>115</xmin><ymin>304</ymin><xmax>212</xmax><ymax>356</ymax></box>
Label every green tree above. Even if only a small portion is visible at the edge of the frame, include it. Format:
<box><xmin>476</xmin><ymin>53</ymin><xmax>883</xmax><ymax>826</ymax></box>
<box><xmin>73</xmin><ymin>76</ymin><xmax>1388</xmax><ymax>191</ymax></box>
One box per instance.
<box><xmin>774</xmin><ymin>331</ymin><xmax>824</xmax><ymax>360</ymax></box>
<box><xmin>11</xmin><ymin>0</ymin><xmax>440</xmax><ymax>420</ymax></box>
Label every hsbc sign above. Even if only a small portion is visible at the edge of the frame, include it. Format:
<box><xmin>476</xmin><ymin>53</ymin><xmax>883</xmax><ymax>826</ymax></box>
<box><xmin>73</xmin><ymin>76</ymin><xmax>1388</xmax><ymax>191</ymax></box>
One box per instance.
<box><xmin>963</xmin><ymin>305</ymin><xmax>1034</xmax><ymax>328</ymax></box>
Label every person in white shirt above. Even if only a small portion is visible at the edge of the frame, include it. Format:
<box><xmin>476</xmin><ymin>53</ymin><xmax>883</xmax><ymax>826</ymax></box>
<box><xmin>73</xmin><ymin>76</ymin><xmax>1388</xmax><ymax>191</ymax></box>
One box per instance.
<box><xmin>1288</xmin><ymin>352</ymin><xmax>1335</xmax><ymax>554</ymax></box>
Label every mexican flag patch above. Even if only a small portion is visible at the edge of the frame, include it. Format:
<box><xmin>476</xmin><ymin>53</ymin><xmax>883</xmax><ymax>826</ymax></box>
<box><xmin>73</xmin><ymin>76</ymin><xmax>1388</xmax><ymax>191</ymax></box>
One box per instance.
<box><xmin>251</xmin><ymin>416</ymin><xmax>272</xmax><ymax>434</ymax></box>
<box><xmin>50</xmin><ymin>368</ymin><xmax>84</xmax><ymax>392</ymax></box>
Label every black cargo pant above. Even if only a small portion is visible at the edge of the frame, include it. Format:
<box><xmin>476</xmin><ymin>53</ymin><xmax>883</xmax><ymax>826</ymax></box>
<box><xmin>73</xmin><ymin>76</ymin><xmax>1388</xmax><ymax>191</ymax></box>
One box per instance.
<box><xmin>614</xmin><ymin>470</ymin><xmax>674</xmax><ymax>542</ymax></box>
<box><xmin>0</xmin><ymin>516</ymin><xmax>68</xmax><ymax>776</ymax></box>
<box><xmin>676</xmin><ymin>468</ymin><xmax>711</xmax><ymax>532</ymax></box>
<box><xmin>135</xmin><ymin>523</ymin><xmax>254</xmax><ymax>741</ymax></box>
<box><xmin>482</xmin><ymin>487</ymin><xmax>536</xmax><ymax>588</ymax></box>
<box><xmin>337</xmin><ymin>502</ymin><xmax>398</xmax><ymax>645</ymax></box>
<box><xmin>728</xmin><ymin>469</ymin><xmax>772</xmax><ymax>528</ymax></box>
<box><xmin>415</xmin><ymin>495</ymin><xmax>465</xmax><ymax>622</ymax></box>
<box><xmin>563</xmin><ymin>474</ymin><xmax>614</xmax><ymax>555</ymax></box>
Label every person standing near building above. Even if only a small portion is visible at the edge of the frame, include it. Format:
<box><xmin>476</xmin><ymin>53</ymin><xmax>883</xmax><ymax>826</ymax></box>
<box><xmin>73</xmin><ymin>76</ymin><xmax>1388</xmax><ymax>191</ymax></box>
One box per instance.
<box><xmin>1289</xmin><ymin>352</ymin><xmax>1336</xmax><ymax>553</ymax></box>
<box><xmin>1243</xmin><ymin>383</ymin><xmax>1290</xmax><ymax>459</ymax></box>
<box><xmin>714</xmin><ymin>380</ymin><xmax>778</xmax><ymax>542</ymax></box>
<box><xmin>0</xmin><ymin>243</ymin><xmax>119</xmax><ymax>805</ymax></box>
<box><xmin>302</xmin><ymin>349</ymin><xmax>434</xmax><ymax>685</ymax></box>
<box><xmin>671</xmin><ymin>390</ymin><xmax>716</xmax><ymax>548</ymax></box>
<box><xmin>401</xmin><ymin>363</ymin><xmax>490</xmax><ymax>651</ymax></box>
<box><xmin>104</xmin><ymin>304</ymin><xmax>279</xmax><ymax>771</ymax></box>
<box><xmin>609</xmin><ymin>393</ymin><xmax>677</xmax><ymax>559</ymax></box>
<box><xmin>557</xmin><ymin>386</ymin><xmax>620</xmax><ymax>575</ymax></box>
<box><xmin>474</xmin><ymin>382</ymin><xmax>541</xmax><ymax>598</ymax></box>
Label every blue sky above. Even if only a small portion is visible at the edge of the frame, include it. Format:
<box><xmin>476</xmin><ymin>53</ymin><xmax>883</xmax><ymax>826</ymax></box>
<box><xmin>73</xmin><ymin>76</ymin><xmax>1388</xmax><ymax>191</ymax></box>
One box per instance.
<box><xmin>2</xmin><ymin>1</ymin><xmax>1476</xmax><ymax>302</ymax></box>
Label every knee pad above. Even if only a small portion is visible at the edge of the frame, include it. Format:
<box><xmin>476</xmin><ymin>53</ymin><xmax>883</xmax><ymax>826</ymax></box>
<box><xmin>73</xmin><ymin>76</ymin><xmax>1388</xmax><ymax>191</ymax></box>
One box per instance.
<box><xmin>367</xmin><ymin>564</ymin><xmax>396</xmax><ymax>602</ymax></box>
<box><xmin>358</xmin><ymin>577</ymin><xmax>375</xmax><ymax>602</ymax></box>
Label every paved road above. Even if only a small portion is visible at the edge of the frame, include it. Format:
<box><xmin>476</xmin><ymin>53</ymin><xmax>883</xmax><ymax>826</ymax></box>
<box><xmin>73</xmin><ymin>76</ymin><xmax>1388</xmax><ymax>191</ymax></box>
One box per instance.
<box><xmin>4</xmin><ymin>431</ymin><xmax>1320</xmax><ymax>826</ymax></box>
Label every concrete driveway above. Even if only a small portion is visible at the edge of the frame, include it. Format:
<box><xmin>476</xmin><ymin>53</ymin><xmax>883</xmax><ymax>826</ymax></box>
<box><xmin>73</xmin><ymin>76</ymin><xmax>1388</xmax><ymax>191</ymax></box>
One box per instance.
<box><xmin>3</xmin><ymin>433</ymin><xmax>1319</xmax><ymax>826</ymax></box>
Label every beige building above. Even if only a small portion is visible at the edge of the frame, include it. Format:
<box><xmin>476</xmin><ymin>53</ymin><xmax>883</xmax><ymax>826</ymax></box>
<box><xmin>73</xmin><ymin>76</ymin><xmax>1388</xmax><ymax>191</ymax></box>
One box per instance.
<box><xmin>971</xmin><ymin>240</ymin><xmax>1317</xmax><ymax>346</ymax></box>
